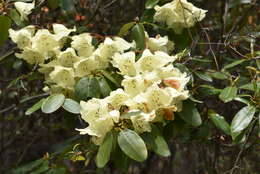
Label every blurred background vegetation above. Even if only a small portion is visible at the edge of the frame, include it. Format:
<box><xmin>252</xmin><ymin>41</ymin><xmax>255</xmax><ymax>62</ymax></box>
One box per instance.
<box><xmin>0</xmin><ymin>0</ymin><xmax>259</xmax><ymax>173</ymax></box>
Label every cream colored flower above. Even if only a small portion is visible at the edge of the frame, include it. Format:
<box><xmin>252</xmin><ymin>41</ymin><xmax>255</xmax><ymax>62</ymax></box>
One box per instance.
<box><xmin>80</xmin><ymin>99</ymin><xmax>109</xmax><ymax>123</ymax></box>
<box><xmin>14</xmin><ymin>1</ymin><xmax>35</xmax><ymax>21</ymax></box>
<box><xmin>163</xmin><ymin>74</ymin><xmax>190</xmax><ymax>91</ymax></box>
<box><xmin>112</xmin><ymin>37</ymin><xmax>133</xmax><ymax>52</ymax></box>
<box><xmin>9</xmin><ymin>25</ymin><xmax>35</xmax><ymax>49</ymax></box>
<box><xmin>32</xmin><ymin>29</ymin><xmax>60</xmax><ymax>58</ymax></box>
<box><xmin>94</xmin><ymin>37</ymin><xmax>133</xmax><ymax>67</ymax></box>
<box><xmin>105</xmin><ymin>89</ymin><xmax>129</xmax><ymax>110</ymax></box>
<box><xmin>112</xmin><ymin>52</ymin><xmax>137</xmax><ymax>76</ymax></box>
<box><xmin>74</xmin><ymin>56</ymin><xmax>99</xmax><ymax>77</ymax></box>
<box><xmin>49</xmin><ymin>66</ymin><xmax>75</xmax><ymax>88</ymax></box>
<box><xmin>130</xmin><ymin>111</ymin><xmax>155</xmax><ymax>133</ymax></box>
<box><xmin>146</xmin><ymin>33</ymin><xmax>174</xmax><ymax>53</ymax></box>
<box><xmin>76</xmin><ymin>116</ymin><xmax>114</xmax><ymax>138</ymax></box>
<box><xmin>144</xmin><ymin>84</ymin><xmax>172</xmax><ymax>111</ymax></box>
<box><xmin>15</xmin><ymin>48</ymin><xmax>44</xmax><ymax>64</ymax></box>
<box><xmin>122</xmin><ymin>75</ymin><xmax>146</xmax><ymax>97</ymax></box>
<box><xmin>137</xmin><ymin>49</ymin><xmax>176</xmax><ymax>73</ymax></box>
<box><xmin>156</xmin><ymin>64</ymin><xmax>181</xmax><ymax>79</ymax></box>
<box><xmin>78</xmin><ymin>99</ymin><xmax>120</xmax><ymax>143</ymax></box>
<box><xmin>53</xmin><ymin>23</ymin><xmax>76</xmax><ymax>40</ymax></box>
<box><xmin>71</xmin><ymin>33</ymin><xmax>94</xmax><ymax>57</ymax></box>
<box><xmin>142</xmin><ymin>71</ymin><xmax>161</xmax><ymax>89</ymax></box>
<box><xmin>57</xmin><ymin>48</ymin><xmax>80</xmax><ymax>67</ymax></box>
<box><xmin>154</xmin><ymin>0</ymin><xmax>207</xmax><ymax>33</ymax></box>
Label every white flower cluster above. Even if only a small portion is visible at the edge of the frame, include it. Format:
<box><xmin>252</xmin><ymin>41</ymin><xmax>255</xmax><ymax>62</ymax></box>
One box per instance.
<box><xmin>154</xmin><ymin>0</ymin><xmax>207</xmax><ymax>33</ymax></box>
<box><xmin>77</xmin><ymin>38</ymin><xmax>189</xmax><ymax>145</ymax></box>
<box><xmin>10</xmin><ymin>24</ymin><xmax>190</xmax><ymax>145</ymax></box>
<box><xmin>9</xmin><ymin>24</ymin><xmax>133</xmax><ymax>94</ymax></box>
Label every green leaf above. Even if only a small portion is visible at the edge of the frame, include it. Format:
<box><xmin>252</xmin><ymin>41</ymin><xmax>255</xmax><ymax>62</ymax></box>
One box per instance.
<box><xmin>12</xmin><ymin>158</ymin><xmax>44</xmax><ymax>174</ymax></box>
<box><xmin>234</xmin><ymin>97</ymin><xmax>251</xmax><ymax>105</ymax></box>
<box><xmin>191</xmin><ymin>58</ymin><xmax>213</xmax><ymax>63</ymax></box>
<box><xmin>145</xmin><ymin>0</ymin><xmax>159</xmax><ymax>9</ymax></box>
<box><xmin>60</xmin><ymin>0</ymin><xmax>75</xmax><ymax>11</ymax></box>
<box><xmin>239</xmin><ymin>82</ymin><xmax>260</xmax><ymax>91</ymax></box>
<box><xmin>233</xmin><ymin>131</ymin><xmax>246</xmax><ymax>144</ymax></box>
<box><xmin>223</xmin><ymin>59</ymin><xmax>247</xmax><ymax>70</ymax></box>
<box><xmin>131</xmin><ymin>23</ymin><xmax>146</xmax><ymax>50</ymax></box>
<box><xmin>100</xmin><ymin>70</ymin><xmax>121</xmax><ymax>87</ymax></box>
<box><xmin>48</xmin><ymin>168</ymin><xmax>66</xmax><ymax>174</ymax></box>
<box><xmin>10</xmin><ymin>9</ymin><xmax>24</xmax><ymax>27</ymax></box>
<box><xmin>112</xmin><ymin>145</ymin><xmax>130</xmax><ymax>173</ymax></box>
<box><xmin>98</xmin><ymin>77</ymin><xmax>112</xmax><ymax>97</ymax></box>
<box><xmin>150</xmin><ymin>125</ymin><xmax>171</xmax><ymax>157</ymax></box>
<box><xmin>30</xmin><ymin>161</ymin><xmax>49</xmax><ymax>174</ymax></box>
<box><xmin>118</xmin><ymin>22</ymin><xmax>135</xmax><ymax>37</ymax></box>
<box><xmin>209</xmin><ymin>71</ymin><xmax>229</xmax><ymax>80</ymax></box>
<box><xmin>75</xmin><ymin>77</ymin><xmax>100</xmax><ymax>101</ymax></box>
<box><xmin>0</xmin><ymin>15</ymin><xmax>11</xmax><ymax>46</ymax></box>
<box><xmin>219</xmin><ymin>86</ymin><xmax>237</xmax><ymax>103</ymax></box>
<box><xmin>209</xmin><ymin>110</ymin><xmax>230</xmax><ymax>135</ymax></box>
<box><xmin>41</xmin><ymin>94</ymin><xmax>65</xmax><ymax>114</ymax></box>
<box><xmin>62</xmin><ymin>98</ymin><xmax>80</xmax><ymax>114</ymax></box>
<box><xmin>96</xmin><ymin>132</ymin><xmax>114</xmax><ymax>168</ymax></box>
<box><xmin>194</xmin><ymin>72</ymin><xmax>213</xmax><ymax>82</ymax></box>
<box><xmin>25</xmin><ymin>98</ymin><xmax>46</xmax><ymax>115</ymax></box>
<box><xmin>231</xmin><ymin>105</ymin><xmax>255</xmax><ymax>134</ymax></box>
<box><xmin>198</xmin><ymin>85</ymin><xmax>222</xmax><ymax>95</ymax></box>
<box><xmin>118</xmin><ymin>129</ymin><xmax>147</xmax><ymax>162</ymax></box>
<box><xmin>189</xmin><ymin>95</ymin><xmax>203</xmax><ymax>104</ymax></box>
<box><xmin>178</xmin><ymin>100</ymin><xmax>202</xmax><ymax>127</ymax></box>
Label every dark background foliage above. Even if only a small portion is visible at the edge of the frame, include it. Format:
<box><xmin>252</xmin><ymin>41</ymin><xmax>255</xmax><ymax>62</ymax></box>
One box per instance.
<box><xmin>0</xmin><ymin>0</ymin><xmax>259</xmax><ymax>173</ymax></box>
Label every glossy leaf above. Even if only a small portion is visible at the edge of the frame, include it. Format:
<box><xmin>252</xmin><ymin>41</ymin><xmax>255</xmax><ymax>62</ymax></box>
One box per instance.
<box><xmin>98</xmin><ymin>77</ymin><xmax>112</xmax><ymax>97</ymax></box>
<box><xmin>118</xmin><ymin>129</ymin><xmax>147</xmax><ymax>162</ymax></box>
<box><xmin>62</xmin><ymin>99</ymin><xmax>80</xmax><ymax>114</ymax></box>
<box><xmin>209</xmin><ymin>71</ymin><xmax>229</xmax><ymax>80</ymax></box>
<box><xmin>75</xmin><ymin>77</ymin><xmax>100</xmax><ymax>101</ymax></box>
<box><xmin>12</xmin><ymin>158</ymin><xmax>44</xmax><ymax>174</ymax></box>
<box><xmin>219</xmin><ymin>86</ymin><xmax>237</xmax><ymax>103</ymax></box>
<box><xmin>199</xmin><ymin>85</ymin><xmax>222</xmax><ymax>95</ymax></box>
<box><xmin>25</xmin><ymin>98</ymin><xmax>46</xmax><ymax>115</ymax></box>
<box><xmin>150</xmin><ymin>125</ymin><xmax>171</xmax><ymax>157</ymax></box>
<box><xmin>118</xmin><ymin>22</ymin><xmax>135</xmax><ymax>37</ymax></box>
<box><xmin>0</xmin><ymin>16</ymin><xmax>11</xmax><ymax>46</ymax></box>
<box><xmin>195</xmin><ymin>72</ymin><xmax>213</xmax><ymax>82</ymax></box>
<box><xmin>231</xmin><ymin>105</ymin><xmax>255</xmax><ymax>134</ymax></box>
<box><xmin>223</xmin><ymin>59</ymin><xmax>246</xmax><ymax>70</ymax></box>
<box><xmin>41</xmin><ymin>94</ymin><xmax>65</xmax><ymax>114</ymax></box>
<box><xmin>96</xmin><ymin>132</ymin><xmax>114</xmax><ymax>168</ymax></box>
<box><xmin>178</xmin><ymin>100</ymin><xmax>202</xmax><ymax>127</ymax></box>
<box><xmin>209</xmin><ymin>111</ymin><xmax>230</xmax><ymax>135</ymax></box>
<box><xmin>48</xmin><ymin>168</ymin><xmax>66</xmax><ymax>174</ymax></box>
<box><xmin>131</xmin><ymin>23</ymin><xmax>146</xmax><ymax>50</ymax></box>
<box><xmin>101</xmin><ymin>70</ymin><xmax>121</xmax><ymax>87</ymax></box>
<box><xmin>239</xmin><ymin>82</ymin><xmax>260</xmax><ymax>91</ymax></box>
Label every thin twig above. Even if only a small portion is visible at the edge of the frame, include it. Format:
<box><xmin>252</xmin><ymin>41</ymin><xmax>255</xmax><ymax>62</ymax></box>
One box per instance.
<box><xmin>229</xmin><ymin>120</ymin><xmax>257</xmax><ymax>174</ymax></box>
<box><xmin>202</xmin><ymin>27</ymin><xmax>220</xmax><ymax>71</ymax></box>
<box><xmin>0</xmin><ymin>93</ymin><xmax>49</xmax><ymax>114</ymax></box>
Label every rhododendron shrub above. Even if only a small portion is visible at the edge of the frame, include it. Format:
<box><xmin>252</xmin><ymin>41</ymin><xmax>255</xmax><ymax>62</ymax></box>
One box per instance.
<box><xmin>2</xmin><ymin>0</ymin><xmax>259</xmax><ymax>173</ymax></box>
